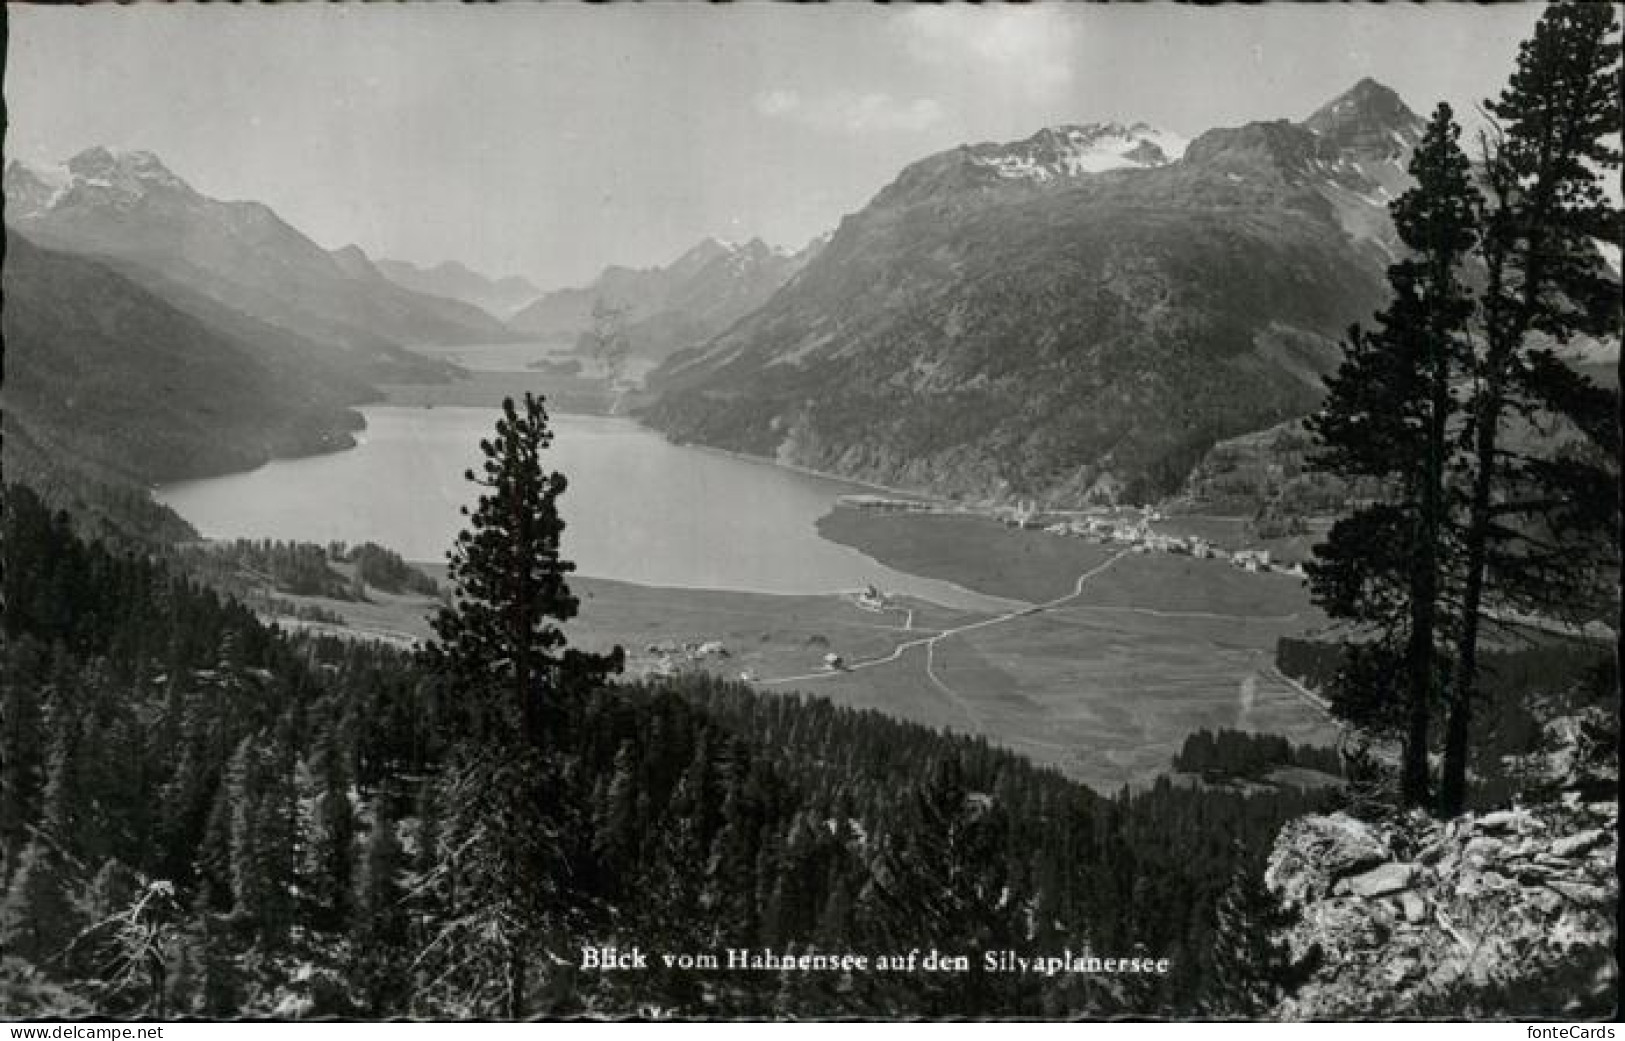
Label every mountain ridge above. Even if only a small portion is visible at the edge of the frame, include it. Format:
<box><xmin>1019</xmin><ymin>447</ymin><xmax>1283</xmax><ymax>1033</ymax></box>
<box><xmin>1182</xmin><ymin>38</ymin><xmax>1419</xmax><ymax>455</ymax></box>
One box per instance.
<box><xmin>641</xmin><ymin>79</ymin><xmax>1421</xmax><ymax>504</ymax></box>
<box><xmin>4</xmin><ymin>148</ymin><xmax>514</xmax><ymax>378</ymax></box>
<box><xmin>375</xmin><ymin>256</ymin><xmax>541</xmax><ymax>318</ymax></box>
<box><xmin>2</xmin><ymin>229</ymin><xmax>370</xmax><ymax>486</ymax></box>
<box><xmin>510</xmin><ymin>233</ymin><xmax>825</xmax><ymax>362</ymax></box>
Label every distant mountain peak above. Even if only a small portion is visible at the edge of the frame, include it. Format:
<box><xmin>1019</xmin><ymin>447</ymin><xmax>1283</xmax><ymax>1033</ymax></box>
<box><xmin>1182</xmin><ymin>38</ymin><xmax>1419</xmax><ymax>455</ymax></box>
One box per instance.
<box><xmin>872</xmin><ymin>120</ymin><xmax>1190</xmax><ymax>209</ymax></box>
<box><xmin>669</xmin><ymin>236</ymin><xmax>734</xmax><ymax>271</ymax></box>
<box><xmin>4</xmin><ymin>147</ymin><xmax>194</xmax><ymax>221</ymax></box>
<box><xmin>4</xmin><ymin>160</ymin><xmax>73</xmax><ymax>218</ymax></box>
<box><xmin>510</xmin><ymin>231</ymin><xmax>817</xmax><ymax>356</ymax></box>
<box><xmin>6</xmin><ymin>147</ymin><xmax>512</xmax><ymax>355</ymax></box>
<box><xmin>1184</xmin><ymin>119</ymin><xmax>1323</xmax><ymax>173</ymax></box>
<box><xmin>966</xmin><ymin>121</ymin><xmax>1189</xmax><ymax>183</ymax></box>
<box><xmin>1304</xmin><ymin>78</ymin><xmax>1424</xmax><ymax>158</ymax></box>
<box><xmin>329</xmin><ymin>243</ymin><xmax>381</xmax><ymax>280</ymax></box>
<box><xmin>373</xmin><ymin>255</ymin><xmax>541</xmax><ymax>317</ymax></box>
<box><xmin>65</xmin><ymin>146</ymin><xmax>190</xmax><ymax>193</ymax></box>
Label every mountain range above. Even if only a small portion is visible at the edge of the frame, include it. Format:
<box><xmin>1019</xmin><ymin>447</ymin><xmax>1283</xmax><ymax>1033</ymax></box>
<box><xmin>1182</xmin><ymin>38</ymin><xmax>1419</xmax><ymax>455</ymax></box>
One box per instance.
<box><xmin>510</xmin><ymin>235</ymin><xmax>826</xmax><ymax>363</ymax></box>
<box><xmin>9</xmin><ymin>78</ymin><xmax>1558</xmax><ymax>517</ymax></box>
<box><xmin>374</xmin><ymin>257</ymin><xmax>542</xmax><ymax>319</ymax></box>
<box><xmin>3</xmin><ymin>229</ymin><xmax>369</xmax><ymax>489</ymax></box>
<box><xmin>641</xmin><ymin>79</ymin><xmax>1422</xmax><ymax>502</ymax></box>
<box><xmin>4</xmin><ymin>148</ymin><xmax>509</xmax><ymax>381</ymax></box>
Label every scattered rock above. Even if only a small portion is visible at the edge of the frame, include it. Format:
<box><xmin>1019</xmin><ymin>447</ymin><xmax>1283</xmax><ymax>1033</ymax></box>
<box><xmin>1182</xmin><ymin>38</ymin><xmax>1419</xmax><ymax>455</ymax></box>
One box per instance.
<box><xmin>1270</xmin><ymin>795</ymin><xmax>1617</xmax><ymax>1019</ymax></box>
<box><xmin>1383</xmin><ymin>956</ymin><xmax>1422</xmax><ymax>987</ymax></box>
<box><xmin>1551</xmin><ymin>829</ymin><xmax>1606</xmax><ymax>859</ymax></box>
<box><xmin>1346</xmin><ymin>862</ymin><xmax>1416</xmax><ymax>898</ymax></box>
<box><xmin>1475</xmin><ymin>809</ymin><xmax>1534</xmax><ymax>834</ymax></box>
<box><xmin>1523</xmin><ymin>886</ymin><xmax>1565</xmax><ymax>917</ymax></box>
<box><xmin>1266</xmin><ymin>813</ymin><xmax>1389</xmax><ymax>906</ymax></box>
<box><xmin>1546</xmin><ymin>880</ymin><xmax>1611</xmax><ymax>908</ymax></box>
<box><xmin>1515</xmin><ymin>863</ymin><xmax>1558</xmax><ymax>884</ymax></box>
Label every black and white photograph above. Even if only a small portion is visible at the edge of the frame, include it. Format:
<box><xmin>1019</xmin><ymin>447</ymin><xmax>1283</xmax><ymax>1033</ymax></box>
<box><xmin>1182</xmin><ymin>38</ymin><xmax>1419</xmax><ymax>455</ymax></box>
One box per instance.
<box><xmin>0</xmin><ymin>0</ymin><xmax>1618</xmax><ymax>1023</ymax></box>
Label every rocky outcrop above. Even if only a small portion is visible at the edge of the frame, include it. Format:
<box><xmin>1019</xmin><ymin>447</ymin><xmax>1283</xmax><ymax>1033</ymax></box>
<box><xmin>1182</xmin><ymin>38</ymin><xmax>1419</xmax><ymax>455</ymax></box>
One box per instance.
<box><xmin>1265</xmin><ymin>800</ymin><xmax>1617</xmax><ymax>1019</ymax></box>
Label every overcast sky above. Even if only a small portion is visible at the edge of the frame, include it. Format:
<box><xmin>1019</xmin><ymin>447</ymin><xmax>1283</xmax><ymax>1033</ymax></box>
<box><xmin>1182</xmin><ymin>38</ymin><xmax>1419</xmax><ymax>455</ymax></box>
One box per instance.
<box><xmin>7</xmin><ymin>2</ymin><xmax>1543</xmax><ymax>288</ymax></box>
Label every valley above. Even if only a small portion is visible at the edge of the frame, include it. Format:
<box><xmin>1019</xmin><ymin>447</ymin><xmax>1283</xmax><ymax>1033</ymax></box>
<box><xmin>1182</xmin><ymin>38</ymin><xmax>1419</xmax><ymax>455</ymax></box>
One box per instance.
<box><xmin>159</xmin><ymin>392</ymin><xmax>1337</xmax><ymax>794</ymax></box>
<box><xmin>236</xmin><ymin>549</ymin><xmax>1335</xmax><ymax>794</ymax></box>
<box><xmin>5</xmin><ymin>50</ymin><xmax>1606</xmax><ymax>824</ymax></box>
<box><xmin>10</xmin><ymin>79</ymin><xmax>1596</xmax><ymax>799</ymax></box>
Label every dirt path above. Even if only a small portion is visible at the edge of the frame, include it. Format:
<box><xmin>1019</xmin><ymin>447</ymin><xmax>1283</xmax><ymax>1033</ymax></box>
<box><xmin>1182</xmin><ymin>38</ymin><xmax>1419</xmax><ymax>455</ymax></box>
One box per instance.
<box><xmin>1054</xmin><ymin>604</ymin><xmax>1304</xmax><ymax>624</ymax></box>
<box><xmin>1267</xmin><ymin>664</ymin><xmax>1336</xmax><ymax>717</ymax></box>
<box><xmin>759</xmin><ymin>551</ymin><xmax>1131</xmax><ymax>701</ymax></box>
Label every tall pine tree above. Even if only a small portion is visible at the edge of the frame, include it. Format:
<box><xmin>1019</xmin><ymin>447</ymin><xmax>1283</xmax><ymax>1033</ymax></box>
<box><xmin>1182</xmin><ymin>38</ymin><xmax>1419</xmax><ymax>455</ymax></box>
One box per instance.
<box><xmin>425</xmin><ymin>393</ymin><xmax>623</xmax><ymax>746</ymax></box>
<box><xmin>1307</xmin><ymin>102</ymin><xmax>1482</xmax><ymax>808</ymax></box>
<box><xmin>1440</xmin><ymin>1</ymin><xmax>1622</xmax><ymax>816</ymax></box>
<box><xmin>420</xmin><ymin>393</ymin><xmax>623</xmax><ymax>1019</ymax></box>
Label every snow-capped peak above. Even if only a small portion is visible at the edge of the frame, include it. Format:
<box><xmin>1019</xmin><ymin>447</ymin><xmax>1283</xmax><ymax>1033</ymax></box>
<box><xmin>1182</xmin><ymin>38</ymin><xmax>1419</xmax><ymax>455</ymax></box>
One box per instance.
<box><xmin>21</xmin><ymin>160</ymin><xmax>71</xmax><ymax>192</ymax></box>
<box><xmin>4</xmin><ymin>148</ymin><xmax>203</xmax><ymax>224</ymax></box>
<box><xmin>3</xmin><ymin>159</ymin><xmax>74</xmax><ymax>217</ymax></box>
<box><xmin>73</xmin><ymin>147</ymin><xmax>189</xmax><ymax>191</ymax></box>
<box><xmin>967</xmin><ymin>122</ymin><xmax>1189</xmax><ymax>183</ymax></box>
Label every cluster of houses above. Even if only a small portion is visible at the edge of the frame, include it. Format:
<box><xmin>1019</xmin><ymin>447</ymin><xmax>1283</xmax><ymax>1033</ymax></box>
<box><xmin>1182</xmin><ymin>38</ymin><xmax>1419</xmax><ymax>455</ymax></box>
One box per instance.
<box><xmin>854</xmin><ymin>584</ymin><xmax>889</xmax><ymax>611</ymax></box>
<box><xmin>838</xmin><ymin>494</ymin><xmax>939</xmax><ymax>513</ymax></box>
<box><xmin>639</xmin><ymin>636</ymin><xmax>849</xmax><ymax>683</ymax></box>
<box><xmin>1014</xmin><ymin>510</ymin><xmax>1307</xmax><ymax>577</ymax></box>
<box><xmin>642</xmin><ymin>638</ymin><xmax>730</xmax><ymax>678</ymax></box>
<box><xmin>841</xmin><ymin>493</ymin><xmax>1302</xmax><ymax>578</ymax></box>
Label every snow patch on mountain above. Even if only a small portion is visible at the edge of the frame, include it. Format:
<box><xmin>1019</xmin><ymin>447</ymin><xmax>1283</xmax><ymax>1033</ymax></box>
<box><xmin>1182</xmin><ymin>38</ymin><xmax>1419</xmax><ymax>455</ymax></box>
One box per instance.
<box><xmin>6</xmin><ymin>148</ymin><xmax>194</xmax><ymax>220</ymax></box>
<box><xmin>968</xmin><ymin>122</ymin><xmax>1188</xmax><ymax>182</ymax></box>
<box><xmin>67</xmin><ymin>147</ymin><xmax>190</xmax><ymax>195</ymax></box>
<box><xmin>4</xmin><ymin>161</ymin><xmax>73</xmax><ymax>218</ymax></box>
<box><xmin>29</xmin><ymin>163</ymin><xmax>71</xmax><ymax>206</ymax></box>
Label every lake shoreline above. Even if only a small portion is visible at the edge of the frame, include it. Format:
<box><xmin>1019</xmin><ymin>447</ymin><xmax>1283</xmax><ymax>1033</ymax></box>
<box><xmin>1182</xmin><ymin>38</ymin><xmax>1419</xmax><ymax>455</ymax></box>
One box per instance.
<box><xmin>154</xmin><ymin>403</ymin><xmax>1014</xmax><ymax>611</ymax></box>
<box><xmin>160</xmin><ymin>362</ymin><xmax>1335</xmax><ymax>790</ymax></box>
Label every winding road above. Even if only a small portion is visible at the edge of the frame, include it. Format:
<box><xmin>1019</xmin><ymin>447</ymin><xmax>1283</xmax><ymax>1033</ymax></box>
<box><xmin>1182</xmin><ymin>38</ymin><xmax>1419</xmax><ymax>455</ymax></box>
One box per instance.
<box><xmin>759</xmin><ymin>547</ymin><xmax>1338</xmax><ymax>730</ymax></box>
<box><xmin>759</xmin><ymin>550</ymin><xmax>1133</xmax><ymax>731</ymax></box>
